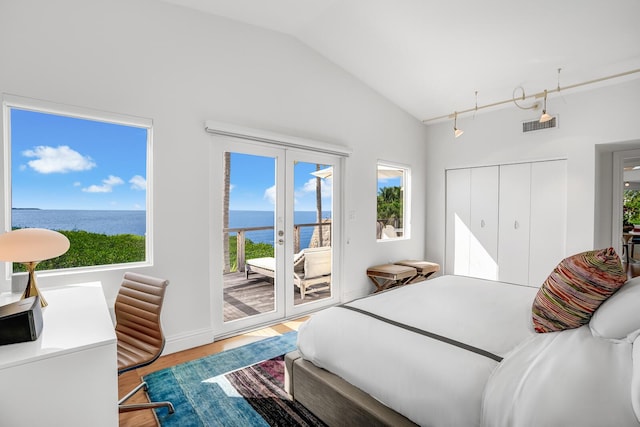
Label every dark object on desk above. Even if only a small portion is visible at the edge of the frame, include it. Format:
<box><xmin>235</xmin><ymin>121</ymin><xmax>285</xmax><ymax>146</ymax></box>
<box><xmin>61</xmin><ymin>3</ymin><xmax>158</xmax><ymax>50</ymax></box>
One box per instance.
<box><xmin>0</xmin><ymin>296</ymin><xmax>43</xmax><ymax>345</ymax></box>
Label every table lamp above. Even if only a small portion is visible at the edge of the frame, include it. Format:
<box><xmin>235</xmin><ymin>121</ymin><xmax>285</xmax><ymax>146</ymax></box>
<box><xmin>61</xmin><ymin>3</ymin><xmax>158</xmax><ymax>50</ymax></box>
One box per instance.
<box><xmin>0</xmin><ymin>228</ymin><xmax>70</xmax><ymax>307</ymax></box>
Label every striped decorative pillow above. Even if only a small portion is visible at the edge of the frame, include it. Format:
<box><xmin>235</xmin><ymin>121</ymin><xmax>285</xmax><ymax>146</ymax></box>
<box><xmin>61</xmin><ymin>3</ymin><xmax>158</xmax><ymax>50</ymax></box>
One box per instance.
<box><xmin>532</xmin><ymin>247</ymin><xmax>627</xmax><ymax>333</ymax></box>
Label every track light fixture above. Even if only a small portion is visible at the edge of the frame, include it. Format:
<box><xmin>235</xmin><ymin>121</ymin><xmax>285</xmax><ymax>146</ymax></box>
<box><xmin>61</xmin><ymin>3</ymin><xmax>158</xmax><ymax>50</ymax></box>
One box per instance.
<box><xmin>539</xmin><ymin>89</ymin><xmax>553</xmax><ymax>123</ymax></box>
<box><xmin>453</xmin><ymin>112</ymin><xmax>463</xmax><ymax>138</ymax></box>
<box><xmin>422</xmin><ymin>68</ymin><xmax>640</xmax><ymax>125</ymax></box>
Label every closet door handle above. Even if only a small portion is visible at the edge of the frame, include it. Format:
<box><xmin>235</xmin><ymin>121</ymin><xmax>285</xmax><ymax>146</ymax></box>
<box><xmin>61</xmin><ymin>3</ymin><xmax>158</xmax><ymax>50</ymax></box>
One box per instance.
<box><xmin>480</xmin><ymin>219</ymin><xmax>486</xmax><ymax>228</ymax></box>
<box><xmin>514</xmin><ymin>221</ymin><xmax>519</xmax><ymax>229</ymax></box>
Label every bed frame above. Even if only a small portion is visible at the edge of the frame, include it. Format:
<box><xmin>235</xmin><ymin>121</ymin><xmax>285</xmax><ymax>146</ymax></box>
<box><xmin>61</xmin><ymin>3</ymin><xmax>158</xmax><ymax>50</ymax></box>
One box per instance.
<box><xmin>285</xmin><ymin>350</ymin><xmax>418</xmax><ymax>426</ymax></box>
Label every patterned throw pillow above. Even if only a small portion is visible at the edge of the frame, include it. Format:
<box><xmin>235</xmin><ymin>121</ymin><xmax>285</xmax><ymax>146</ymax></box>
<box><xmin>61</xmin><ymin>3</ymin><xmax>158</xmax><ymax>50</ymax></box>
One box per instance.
<box><xmin>532</xmin><ymin>247</ymin><xmax>627</xmax><ymax>333</ymax></box>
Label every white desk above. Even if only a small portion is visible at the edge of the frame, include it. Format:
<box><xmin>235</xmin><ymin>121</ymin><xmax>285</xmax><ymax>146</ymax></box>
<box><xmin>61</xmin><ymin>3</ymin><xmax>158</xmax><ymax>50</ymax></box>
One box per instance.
<box><xmin>0</xmin><ymin>283</ymin><xmax>118</xmax><ymax>427</ymax></box>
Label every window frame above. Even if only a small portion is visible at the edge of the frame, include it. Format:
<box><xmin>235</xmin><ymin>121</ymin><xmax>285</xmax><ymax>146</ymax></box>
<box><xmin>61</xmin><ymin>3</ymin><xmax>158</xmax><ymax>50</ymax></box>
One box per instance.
<box><xmin>376</xmin><ymin>160</ymin><xmax>411</xmax><ymax>242</ymax></box>
<box><xmin>2</xmin><ymin>94</ymin><xmax>153</xmax><ymax>278</ymax></box>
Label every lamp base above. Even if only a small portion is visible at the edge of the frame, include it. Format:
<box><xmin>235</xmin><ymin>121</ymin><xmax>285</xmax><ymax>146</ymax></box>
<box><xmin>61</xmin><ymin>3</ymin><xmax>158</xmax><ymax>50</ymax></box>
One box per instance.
<box><xmin>21</xmin><ymin>262</ymin><xmax>47</xmax><ymax>308</ymax></box>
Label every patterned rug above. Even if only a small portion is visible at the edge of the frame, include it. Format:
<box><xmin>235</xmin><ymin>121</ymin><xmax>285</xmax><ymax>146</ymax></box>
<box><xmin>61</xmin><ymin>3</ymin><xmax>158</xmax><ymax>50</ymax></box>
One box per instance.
<box><xmin>143</xmin><ymin>332</ymin><xmax>325</xmax><ymax>426</ymax></box>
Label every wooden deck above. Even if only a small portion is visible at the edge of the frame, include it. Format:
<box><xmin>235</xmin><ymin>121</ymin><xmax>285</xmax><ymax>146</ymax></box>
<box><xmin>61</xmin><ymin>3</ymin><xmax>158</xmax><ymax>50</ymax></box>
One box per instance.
<box><xmin>223</xmin><ymin>271</ymin><xmax>330</xmax><ymax>322</ymax></box>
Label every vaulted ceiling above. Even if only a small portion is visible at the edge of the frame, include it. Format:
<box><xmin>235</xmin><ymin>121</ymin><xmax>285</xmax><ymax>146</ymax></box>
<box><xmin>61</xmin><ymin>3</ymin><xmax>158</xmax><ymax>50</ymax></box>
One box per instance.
<box><xmin>160</xmin><ymin>0</ymin><xmax>640</xmax><ymax>123</ymax></box>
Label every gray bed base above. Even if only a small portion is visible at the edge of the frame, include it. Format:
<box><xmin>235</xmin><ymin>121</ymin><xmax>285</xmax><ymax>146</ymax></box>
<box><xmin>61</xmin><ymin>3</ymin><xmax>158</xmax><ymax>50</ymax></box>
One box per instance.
<box><xmin>285</xmin><ymin>350</ymin><xmax>418</xmax><ymax>426</ymax></box>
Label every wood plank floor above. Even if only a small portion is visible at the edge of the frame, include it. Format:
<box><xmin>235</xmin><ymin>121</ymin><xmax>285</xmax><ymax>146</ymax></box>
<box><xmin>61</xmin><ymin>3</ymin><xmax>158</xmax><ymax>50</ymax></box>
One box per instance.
<box><xmin>626</xmin><ymin>259</ymin><xmax>640</xmax><ymax>280</ymax></box>
<box><xmin>224</xmin><ymin>271</ymin><xmax>330</xmax><ymax>322</ymax></box>
<box><xmin>118</xmin><ymin>316</ymin><xmax>309</xmax><ymax>427</ymax></box>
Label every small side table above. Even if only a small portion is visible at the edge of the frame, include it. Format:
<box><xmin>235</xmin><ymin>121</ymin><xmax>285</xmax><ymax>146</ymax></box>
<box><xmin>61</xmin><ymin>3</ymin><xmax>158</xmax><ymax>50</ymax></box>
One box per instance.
<box><xmin>394</xmin><ymin>260</ymin><xmax>440</xmax><ymax>283</ymax></box>
<box><xmin>367</xmin><ymin>264</ymin><xmax>417</xmax><ymax>292</ymax></box>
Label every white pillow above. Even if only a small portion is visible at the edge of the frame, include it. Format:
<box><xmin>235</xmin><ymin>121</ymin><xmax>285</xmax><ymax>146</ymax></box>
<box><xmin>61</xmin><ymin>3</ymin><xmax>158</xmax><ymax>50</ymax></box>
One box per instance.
<box><xmin>381</xmin><ymin>225</ymin><xmax>397</xmax><ymax>239</ymax></box>
<box><xmin>590</xmin><ymin>276</ymin><xmax>640</xmax><ymax>339</ymax></box>
<box><xmin>303</xmin><ymin>247</ymin><xmax>331</xmax><ymax>279</ymax></box>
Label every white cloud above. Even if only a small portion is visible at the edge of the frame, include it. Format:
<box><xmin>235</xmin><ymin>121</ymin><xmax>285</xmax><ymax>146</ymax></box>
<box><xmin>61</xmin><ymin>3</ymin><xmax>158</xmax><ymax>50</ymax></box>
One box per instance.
<box><xmin>82</xmin><ymin>175</ymin><xmax>124</xmax><ymax>193</ymax></box>
<box><xmin>129</xmin><ymin>175</ymin><xmax>146</xmax><ymax>190</ymax></box>
<box><xmin>299</xmin><ymin>177</ymin><xmax>332</xmax><ymax>198</ymax></box>
<box><xmin>302</xmin><ymin>178</ymin><xmax>317</xmax><ymax>193</ymax></box>
<box><xmin>264</xmin><ymin>185</ymin><xmax>276</xmax><ymax>205</ymax></box>
<box><xmin>22</xmin><ymin>145</ymin><xmax>96</xmax><ymax>173</ymax></box>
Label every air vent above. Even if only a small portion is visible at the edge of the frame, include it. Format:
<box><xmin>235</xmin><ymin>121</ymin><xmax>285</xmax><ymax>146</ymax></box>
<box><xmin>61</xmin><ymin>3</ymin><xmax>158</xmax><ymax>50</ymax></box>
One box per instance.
<box><xmin>522</xmin><ymin>116</ymin><xmax>558</xmax><ymax>133</ymax></box>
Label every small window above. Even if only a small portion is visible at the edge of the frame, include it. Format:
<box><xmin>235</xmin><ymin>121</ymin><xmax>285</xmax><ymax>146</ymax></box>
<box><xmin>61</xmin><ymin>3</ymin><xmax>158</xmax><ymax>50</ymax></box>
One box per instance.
<box><xmin>3</xmin><ymin>96</ymin><xmax>151</xmax><ymax>273</ymax></box>
<box><xmin>376</xmin><ymin>161</ymin><xmax>410</xmax><ymax>241</ymax></box>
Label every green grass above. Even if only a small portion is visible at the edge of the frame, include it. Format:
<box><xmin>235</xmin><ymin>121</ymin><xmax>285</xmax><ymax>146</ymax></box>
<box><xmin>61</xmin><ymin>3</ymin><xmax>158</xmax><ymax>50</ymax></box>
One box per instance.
<box><xmin>228</xmin><ymin>235</ymin><xmax>273</xmax><ymax>272</ymax></box>
<box><xmin>13</xmin><ymin>229</ymin><xmax>145</xmax><ymax>273</ymax></box>
<box><xmin>12</xmin><ymin>230</ymin><xmax>273</xmax><ymax>274</ymax></box>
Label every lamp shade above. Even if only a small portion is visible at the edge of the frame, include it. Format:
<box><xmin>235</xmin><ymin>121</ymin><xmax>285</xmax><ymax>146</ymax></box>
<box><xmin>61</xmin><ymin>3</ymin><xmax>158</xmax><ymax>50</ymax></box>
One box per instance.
<box><xmin>0</xmin><ymin>228</ymin><xmax>70</xmax><ymax>263</ymax></box>
<box><xmin>539</xmin><ymin>112</ymin><xmax>553</xmax><ymax>123</ymax></box>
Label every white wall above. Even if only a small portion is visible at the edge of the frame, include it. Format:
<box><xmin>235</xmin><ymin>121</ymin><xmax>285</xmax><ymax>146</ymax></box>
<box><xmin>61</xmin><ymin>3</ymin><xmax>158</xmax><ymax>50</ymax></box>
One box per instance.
<box><xmin>424</xmin><ymin>78</ymin><xmax>640</xmax><ymax>276</ymax></box>
<box><xmin>0</xmin><ymin>0</ymin><xmax>428</xmax><ymax>352</ymax></box>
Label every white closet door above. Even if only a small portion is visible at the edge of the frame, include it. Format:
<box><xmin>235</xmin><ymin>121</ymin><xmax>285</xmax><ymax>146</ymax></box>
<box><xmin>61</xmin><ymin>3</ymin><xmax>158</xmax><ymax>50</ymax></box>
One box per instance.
<box><xmin>498</xmin><ymin>163</ymin><xmax>532</xmax><ymax>284</ymax></box>
<box><xmin>469</xmin><ymin>166</ymin><xmax>499</xmax><ymax>280</ymax></box>
<box><xmin>445</xmin><ymin>168</ymin><xmax>471</xmax><ymax>276</ymax></box>
<box><xmin>529</xmin><ymin>160</ymin><xmax>567</xmax><ymax>286</ymax></box>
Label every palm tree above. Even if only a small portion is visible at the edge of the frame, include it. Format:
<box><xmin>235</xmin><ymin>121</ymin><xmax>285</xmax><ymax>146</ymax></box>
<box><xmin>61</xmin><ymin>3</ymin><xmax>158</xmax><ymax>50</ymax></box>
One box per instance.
<box><xmin>377</xmin><ymin>186</ymin><xmax>403</xmax><ymax>227</ymax></box>
<box><xmin>223</xmin><ymin>151</ymin><xmax>231</xmax><ymax>273</ymax></box>
<box><xmin>315</xmin><ymin>163</ymin><xmax>323</xmax><ymax>247</ymax></box>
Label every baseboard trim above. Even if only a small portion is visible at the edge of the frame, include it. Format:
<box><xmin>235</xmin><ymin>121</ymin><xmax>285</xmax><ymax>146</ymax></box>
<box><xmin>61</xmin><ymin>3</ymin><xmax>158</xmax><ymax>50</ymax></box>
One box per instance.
<box><xmin>163</xmin><ymin>327</ymin><xmax>214</xmax><ymax>355</ymax></box>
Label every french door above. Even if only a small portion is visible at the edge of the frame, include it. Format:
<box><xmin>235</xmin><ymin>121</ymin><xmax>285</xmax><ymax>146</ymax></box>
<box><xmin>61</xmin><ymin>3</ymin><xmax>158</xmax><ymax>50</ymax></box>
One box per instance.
<box><xmin>213</xmin><ymin>137</ymin><xmax>341</xmax><ymax>337</ymax></box>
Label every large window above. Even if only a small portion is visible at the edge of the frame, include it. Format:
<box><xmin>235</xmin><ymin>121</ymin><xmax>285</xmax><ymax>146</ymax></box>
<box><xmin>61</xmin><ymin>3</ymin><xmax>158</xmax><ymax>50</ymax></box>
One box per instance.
<box><xmin>3</xmin><ymin>96</ymin><xmax>151</xmax><ymax>273</ymax></box>
<box><xmin>376</xmin><ymin>161</ymin><xmax>410</xmax><ymax>241</ymax></box>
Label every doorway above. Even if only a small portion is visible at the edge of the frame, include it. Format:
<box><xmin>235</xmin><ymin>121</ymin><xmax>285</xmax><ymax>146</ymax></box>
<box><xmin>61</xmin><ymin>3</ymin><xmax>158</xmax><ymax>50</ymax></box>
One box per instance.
<box><xmin>212</xmin><ymin>138</ymin><xmax>341</xmax><ymax>337</ymax></box>
<box><xmin>613</xmin><ymin>149</ymin><xmax>640</xmax><ymax>264</ymax></box>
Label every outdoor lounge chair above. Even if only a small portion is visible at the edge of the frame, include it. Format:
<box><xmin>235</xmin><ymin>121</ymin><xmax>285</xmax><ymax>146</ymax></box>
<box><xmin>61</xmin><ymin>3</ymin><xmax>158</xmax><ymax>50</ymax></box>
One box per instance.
<box><xmin>245</xmin><ymin>246</ymin><xmax>331</xmax><ymax>299</ymax></box>
<box><xmin>294</xmin><ymin>246</ymin><xmax>332</xmax><ymax>299</ymax></box>
<box><xmin>245</xmin><ymin>251</ymin><xmax>304</xmax><ymax>280</ymax></box>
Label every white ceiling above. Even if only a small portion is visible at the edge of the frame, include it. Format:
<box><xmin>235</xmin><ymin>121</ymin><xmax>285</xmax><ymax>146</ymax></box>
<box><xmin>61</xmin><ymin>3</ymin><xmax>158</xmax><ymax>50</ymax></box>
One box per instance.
<box><xmin>161</xmin><ymin>0</ymin><xmax>640</xmax><ymax>123</ymax></box>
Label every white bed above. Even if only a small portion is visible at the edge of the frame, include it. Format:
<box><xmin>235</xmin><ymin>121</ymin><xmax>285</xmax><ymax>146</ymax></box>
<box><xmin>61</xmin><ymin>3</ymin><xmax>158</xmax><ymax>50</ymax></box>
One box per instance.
<box><xmin>295</xmin><ymin>274</ymin><xmax>640</xmax><ymax>427</ymax></box>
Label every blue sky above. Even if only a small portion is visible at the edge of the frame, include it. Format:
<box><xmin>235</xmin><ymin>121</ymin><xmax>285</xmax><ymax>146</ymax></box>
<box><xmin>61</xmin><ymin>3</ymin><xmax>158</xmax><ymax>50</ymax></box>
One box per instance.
<box><xmin>229</xmin><ymin>152</ymin><xmax>332</xmax><ymax>212</ymax></box>
<box><xmin>10</xmin><ymin>109</ymin><xmax>393</xmax><ymax>214</ymax></box>
<box><xmin>11</xmin><ymin>109</ymin><xmax>147</xmax><ymax>210</ymax></box>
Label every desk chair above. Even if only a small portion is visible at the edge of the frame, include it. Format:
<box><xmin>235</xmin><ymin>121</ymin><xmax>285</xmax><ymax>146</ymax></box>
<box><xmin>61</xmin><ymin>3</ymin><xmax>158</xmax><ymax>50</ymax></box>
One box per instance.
<box><xmin>116</xmin><ymin>272</ymin><xmax>174</xmax><ymax>414</ymax></box>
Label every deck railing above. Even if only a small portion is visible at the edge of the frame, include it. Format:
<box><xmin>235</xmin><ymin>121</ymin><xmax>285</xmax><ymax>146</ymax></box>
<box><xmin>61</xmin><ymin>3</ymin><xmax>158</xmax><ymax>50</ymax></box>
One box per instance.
<box><xmin>224</xmin><ymin>221</ymin><xmax>332</xmax><ymax>272</ymax></box>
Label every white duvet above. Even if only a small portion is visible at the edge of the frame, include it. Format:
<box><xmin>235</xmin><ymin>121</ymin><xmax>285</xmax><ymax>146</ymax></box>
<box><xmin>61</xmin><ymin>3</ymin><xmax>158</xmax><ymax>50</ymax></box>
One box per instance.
<box><xmin>296</xmin><ymin>275</ymin><xmax>640</xmax><ymax>427</ymax></box>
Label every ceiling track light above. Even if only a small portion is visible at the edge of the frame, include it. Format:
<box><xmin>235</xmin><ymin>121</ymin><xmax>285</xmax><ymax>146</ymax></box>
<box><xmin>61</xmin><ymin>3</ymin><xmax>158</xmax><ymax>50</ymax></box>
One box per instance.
<box><xmin>453</xmin><ymin>112</ymin><xmax>464</xmax><ymax>138</ymax></box>
<box><xmin>422</xmin><ymin>68</ymin><xmax>640</xmax><ymax>124</ymax></box>
<box><xmin>512</xmin><ymin>86</ymin><xmax>540</xmax><ymax>111</ymax></box>
<box><xmin>539</xmin><ymin>89</ymin><xmax>553</xmax><ymax>123</ymax></box>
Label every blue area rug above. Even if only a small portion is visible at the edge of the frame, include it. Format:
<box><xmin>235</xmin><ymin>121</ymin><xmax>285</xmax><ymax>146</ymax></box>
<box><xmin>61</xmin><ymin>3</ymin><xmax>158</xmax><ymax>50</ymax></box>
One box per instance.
<box><xmin>143</xmin><ymin>332</ymin><xmax>325</xmax><ymax>426</ymax></box>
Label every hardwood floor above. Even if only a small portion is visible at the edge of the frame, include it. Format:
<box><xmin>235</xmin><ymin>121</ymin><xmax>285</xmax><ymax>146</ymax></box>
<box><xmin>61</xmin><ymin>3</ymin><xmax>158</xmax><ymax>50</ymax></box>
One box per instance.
<box><xmin>223</xmin><ymin>271</ymin><xmax>330</xmax><ymax>321</ymax></box>
<box><xmin>625</xmin><ymin>260</ymin><xmax>640</xmax><ymax>279</ymax></box>
<box><xmin>118</xmin><ymin>316</ymin><xmax>309</xmax><ymax>427</ymax></box>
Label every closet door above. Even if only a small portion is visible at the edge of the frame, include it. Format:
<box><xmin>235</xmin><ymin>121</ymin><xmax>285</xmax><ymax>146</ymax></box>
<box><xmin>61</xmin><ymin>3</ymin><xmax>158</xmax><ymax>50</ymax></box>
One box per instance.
<box><xmin>469</xmin><ymin>166</ymin><xmax>499</xmax><ymax>280</ymax></box>
<box><xmin>498</xmin><ymin>163</ymin><xmax>532</xmax><ymax>284</ymax></box>
<box><xmin>445</xmin><ymin>168</ymin><xmax>471</xmax><ymax>275</ymax></box>
<box><xmin>529</xmin><ymin>160</ymin><xmax>567</xmax><ymax>286</ymax></box>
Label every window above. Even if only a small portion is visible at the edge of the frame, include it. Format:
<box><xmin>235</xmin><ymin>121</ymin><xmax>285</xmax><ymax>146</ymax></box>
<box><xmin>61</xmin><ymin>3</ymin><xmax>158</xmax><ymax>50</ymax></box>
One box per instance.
<box><xmin>3</xmin><ymin>96</ymin><xmax>151</xmax><ymax>273</ymax></box>
<box><xmin>376</xmin><ymin>161</ymin><xmax>410</xmax><ymax>241</ymax></box>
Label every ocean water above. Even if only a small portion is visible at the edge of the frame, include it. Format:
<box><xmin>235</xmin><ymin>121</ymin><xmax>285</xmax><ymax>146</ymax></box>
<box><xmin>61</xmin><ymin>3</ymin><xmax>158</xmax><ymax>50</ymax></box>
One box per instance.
<box><xmin>229</xmin><ymin>210</ymin><xmax>331</xmax><ymax>248</ymax></box>
<box><xmin>11</xmin><ymin>209</ymin><xmax>330</xmax><ymax>247</ymax></box>
<box><xmin>12</xmin><ymin>209</ymin><xmax>147</xmax><ymax>236</ymax></box>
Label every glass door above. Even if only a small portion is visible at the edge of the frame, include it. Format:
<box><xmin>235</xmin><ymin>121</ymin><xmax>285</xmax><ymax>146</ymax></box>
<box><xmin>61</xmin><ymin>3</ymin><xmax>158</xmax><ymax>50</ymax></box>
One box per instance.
<box><xmin>214</xmin><ymin>139</ymin><xmax>340</xmax><ymax>336</ymax></box>
<box><xmin>288</xmin><ymin>152</ymin><xmax>337</xmax><ymax>313</ymax></box>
